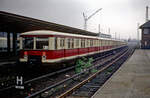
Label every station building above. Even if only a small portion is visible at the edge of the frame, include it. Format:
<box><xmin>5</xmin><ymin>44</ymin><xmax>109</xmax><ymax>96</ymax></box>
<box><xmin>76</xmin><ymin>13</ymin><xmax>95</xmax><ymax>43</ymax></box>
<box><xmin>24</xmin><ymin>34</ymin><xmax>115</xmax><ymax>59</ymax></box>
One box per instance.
<box><xmin>140</xmin><ymin>21</ymin><xmax>150</xmax><ymax>49</ymax></box>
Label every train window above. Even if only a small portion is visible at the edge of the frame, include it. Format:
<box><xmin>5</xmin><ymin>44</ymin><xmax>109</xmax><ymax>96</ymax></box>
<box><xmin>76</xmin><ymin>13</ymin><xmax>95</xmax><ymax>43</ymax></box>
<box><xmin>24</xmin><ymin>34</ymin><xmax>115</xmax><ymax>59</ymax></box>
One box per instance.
<box><xmin>60</xmin><ymin>38</ymin><xmax>65</xmax><ymax>48</ymax></box>
<box><xmin>60</xmin><ymin>38</ymin><xmax>62</xmax><ymax>47</ymax></box>
<box><xmin>93</xmin><ymin>40</ymin><xmax>95</xmax><ymax>46</ymax></box>
<box><xmin>101</xmin><ymin>40</ymin><xmax>105</xmax><ymax>46</ymax></box>
<box><xmin>62</xmin><ymin>38</ymin><xmax>65</xmax><ymax>47</ymax></box>
<box><xmin>96</xmin><ymin>40</ymin><xmax>98</xmax><ymax>46</ymax></box>
<box><xmin>71</xmin><ymin>38</ymin><xmax>74</xmax><ymax>48</ymax></box>
<box><xmin>36</xmin><ymin>37</ymin><xmax>49</xmax><ymax>50</ymax></box>
<box><xmin>105</xmin><ymin>40</ymin><xmax>107</xmax><ymax>46</ymax></box>
<box><xmin>88</xmin><ymin>39</ymin><xmax>90</xmax><ymax>47</ymax></box>
<box><xmin>93</xmin><ymin>40</ymin><xmax>96</xmax><ymax>47</ymax></box>
<box><xmin>67</xmin><ymin>38</ymin><xmax>74</xmax><ymax>49</ymax></box>
<box><xmin>94</xmin><ymin>40</ymin><xmax>96</xmax><ymax>46</ymax></box>
<box><xmin>80</xmin><ymin>39</ymin><xmax>82</xmax><ymax>48</ymax></box>
<box><xmin>86</xmin><ymin>39</ymin><xmax>89</xmax><ymax>47</ymax></box>
<box><xmin>99</xmin><ymin>40</ymin><xmax>101</xmax><ymax>46</ymax></box>
<box><xmin>81</xmin><ymin>39</ymin><xmax>83</xmax><ymax>48</ymax></box>
<box><xmin>22</xmin><ymin>37</ymin><xmax>34</xmax><ymax>49</ymax></box>
<box><xmin>76</xmin><ymin>39</ymin><xmax>79</xmax><ymax>48</ymax></box>
<box><xmin>90</xmin><ymin>40</ymin><xmax>93</xmax><ymax>47</ymax></box>
<box><xmin>68</xmin><ymin>38</ymin><xmax>71</xmax><ymax>49</ymax></box>
<box><xmin>81</xmin><ymin>39</ymin><xmax>85</xmax><ymax>48</ymax></box>
<box><xmin>55</xmin><ymin>37</ymin><xmax>58</xmax><ymax>50</ymax></box>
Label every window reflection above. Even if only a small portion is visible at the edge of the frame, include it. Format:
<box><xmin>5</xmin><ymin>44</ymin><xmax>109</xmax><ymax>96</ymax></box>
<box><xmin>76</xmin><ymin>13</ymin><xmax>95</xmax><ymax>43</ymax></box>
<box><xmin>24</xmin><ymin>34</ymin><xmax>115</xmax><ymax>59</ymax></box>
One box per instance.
<box><xmin>23</xmin><ymin>37</ymin><xmax>33</xmax><ymax>49</ymax></box>
<box><xmin>36</xmin><ymin>37</ymin><xmax>48</xmax><ymax>49</ymax></box>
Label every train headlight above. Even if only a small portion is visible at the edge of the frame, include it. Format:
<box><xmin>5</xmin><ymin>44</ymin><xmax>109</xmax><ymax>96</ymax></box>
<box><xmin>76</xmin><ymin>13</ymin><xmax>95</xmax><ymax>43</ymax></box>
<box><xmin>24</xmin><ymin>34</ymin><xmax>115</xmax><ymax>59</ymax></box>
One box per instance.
<box><xmin>42</xmin><ymin>52</ymin><xmax>46</xmax><ymax>60</ymax></box>
<box><xmin>42</xmin><ymin>55</ymin><xmax>46</xmax><ymax>60</ymax></box>
<box><xmin>24</xmin><ymin>55</ymin><xmax>28</xmax><ymax>59</ymax></box>
<box><xmin>24</xmin><ymin>51</ymin><xmax>28</xmax><ymax>59</ymax></box>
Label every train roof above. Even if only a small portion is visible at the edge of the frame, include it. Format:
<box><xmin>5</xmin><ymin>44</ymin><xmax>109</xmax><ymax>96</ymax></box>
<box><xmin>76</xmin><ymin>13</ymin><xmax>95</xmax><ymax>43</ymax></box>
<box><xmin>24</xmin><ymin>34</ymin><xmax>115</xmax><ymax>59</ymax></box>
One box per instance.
<box><xmin>21</xmin><ymin>30</ymin><xmax>122</xmax><ymax>41</ymax></box>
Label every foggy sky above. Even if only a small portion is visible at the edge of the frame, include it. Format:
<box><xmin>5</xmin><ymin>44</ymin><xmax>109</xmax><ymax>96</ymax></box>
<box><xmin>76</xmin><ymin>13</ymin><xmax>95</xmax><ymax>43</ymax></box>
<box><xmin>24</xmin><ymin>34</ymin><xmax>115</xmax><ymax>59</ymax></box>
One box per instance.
<box><xmin>0</xmin><ymin>0</ymin><xmax>150</xmax><ymax>39</ymax></box>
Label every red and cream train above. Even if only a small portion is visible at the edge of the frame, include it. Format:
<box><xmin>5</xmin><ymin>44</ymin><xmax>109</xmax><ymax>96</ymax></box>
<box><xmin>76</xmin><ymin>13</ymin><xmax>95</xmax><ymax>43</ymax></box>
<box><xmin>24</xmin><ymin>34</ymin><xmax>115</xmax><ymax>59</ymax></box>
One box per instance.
<box><xmin>19</xmin><ymin>30</ymin><xmax>126</xmax><ymax>64</ymax></box>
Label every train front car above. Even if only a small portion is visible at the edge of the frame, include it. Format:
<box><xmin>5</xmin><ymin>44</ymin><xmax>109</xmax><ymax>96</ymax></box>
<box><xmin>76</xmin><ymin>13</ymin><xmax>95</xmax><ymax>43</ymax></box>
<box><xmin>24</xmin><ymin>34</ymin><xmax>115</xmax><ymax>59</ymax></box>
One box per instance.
<box><xmin>19</xmin><ymin>31</ymin><xmax>51</xmax><ymax>65</ymax></box>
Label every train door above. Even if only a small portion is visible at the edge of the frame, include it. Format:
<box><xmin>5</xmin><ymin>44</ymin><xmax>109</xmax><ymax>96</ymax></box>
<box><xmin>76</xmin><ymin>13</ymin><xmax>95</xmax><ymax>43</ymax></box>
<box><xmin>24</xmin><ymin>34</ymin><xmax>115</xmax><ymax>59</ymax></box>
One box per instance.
<box><xmin>60</xmin><ymin>37</ymin><xmax>65</xmax><ymax>58</ymax></box>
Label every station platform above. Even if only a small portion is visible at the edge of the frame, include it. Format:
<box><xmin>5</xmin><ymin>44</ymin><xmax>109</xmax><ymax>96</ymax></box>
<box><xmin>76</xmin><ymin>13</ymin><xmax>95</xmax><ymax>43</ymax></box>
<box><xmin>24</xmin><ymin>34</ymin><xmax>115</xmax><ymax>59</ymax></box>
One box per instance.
<box><xmin>92</xmin><ymin>49</ymin><xmax>150</xmax><ymax>98</ymax></box>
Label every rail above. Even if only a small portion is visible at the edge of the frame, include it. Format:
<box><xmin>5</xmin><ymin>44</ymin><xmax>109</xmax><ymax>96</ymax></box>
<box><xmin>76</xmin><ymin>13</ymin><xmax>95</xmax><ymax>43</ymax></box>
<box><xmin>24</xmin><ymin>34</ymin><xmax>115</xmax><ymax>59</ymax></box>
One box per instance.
<box><xmin>57</xmin><ymin>47</ymin><xmax>133</xmax><ymax>98</ymax></box>
<box><xmin>58</xmin><ymin>47</ymin><xmax>132</xmax><ymax>98</ymax></box>
<box><xmin>25</xmin><ymin>47</ymin><xmax>128</xmax><ymax>98</ymax></box>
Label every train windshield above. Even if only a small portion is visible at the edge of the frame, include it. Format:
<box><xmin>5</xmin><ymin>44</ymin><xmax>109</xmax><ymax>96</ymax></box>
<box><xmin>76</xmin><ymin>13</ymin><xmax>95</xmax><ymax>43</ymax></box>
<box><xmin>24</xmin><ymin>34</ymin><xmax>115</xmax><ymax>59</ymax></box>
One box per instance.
<box><xmin>23</xmin><ymin>37</ymin><xmax>34</xmax><ymax>49</ymax></box>
<box><xmin>22</xmin><ymin>37</ymin><xmax>49</xmax><ymax>50</ymax></box>
<box><xmin>36</xmin><ymin>37</ymin><xmax>48</xmax><ymax>49</ymax></box>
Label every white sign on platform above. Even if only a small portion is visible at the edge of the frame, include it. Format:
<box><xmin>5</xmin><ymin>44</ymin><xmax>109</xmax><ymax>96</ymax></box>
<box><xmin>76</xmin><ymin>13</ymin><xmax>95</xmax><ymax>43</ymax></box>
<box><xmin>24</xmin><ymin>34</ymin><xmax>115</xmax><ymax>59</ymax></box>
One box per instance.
<box><xmin>15</xmin><ymin>76</ymin><xmax>24</xmax><ymax>89</ymax></box>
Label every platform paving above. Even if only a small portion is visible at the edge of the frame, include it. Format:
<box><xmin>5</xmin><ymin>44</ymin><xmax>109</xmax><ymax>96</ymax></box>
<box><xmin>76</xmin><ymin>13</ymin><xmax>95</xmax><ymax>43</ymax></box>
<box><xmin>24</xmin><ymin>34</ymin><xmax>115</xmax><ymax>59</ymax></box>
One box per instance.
<box><xmin>92</xmin><ymin>49</ymin><xmax>150</xmax><ymax>98</ymax></box>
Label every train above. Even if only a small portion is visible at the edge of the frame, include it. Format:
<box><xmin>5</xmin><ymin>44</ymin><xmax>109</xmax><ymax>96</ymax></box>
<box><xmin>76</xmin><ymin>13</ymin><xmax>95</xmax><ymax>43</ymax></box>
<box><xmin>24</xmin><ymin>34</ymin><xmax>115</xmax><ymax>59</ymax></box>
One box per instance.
<box><xmin>19</xmin><ymin>30</ymin><xmax>127</xmax><ymax>66</ymax></box>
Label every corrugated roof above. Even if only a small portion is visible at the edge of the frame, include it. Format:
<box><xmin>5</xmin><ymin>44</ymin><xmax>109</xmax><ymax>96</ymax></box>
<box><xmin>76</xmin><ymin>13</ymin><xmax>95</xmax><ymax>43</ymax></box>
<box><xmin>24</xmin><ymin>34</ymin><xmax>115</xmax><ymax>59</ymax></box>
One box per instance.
<box><xmin>0</xmin><ymin>11</ymin><xmax>98</xmax><ymax>36</ymax></box>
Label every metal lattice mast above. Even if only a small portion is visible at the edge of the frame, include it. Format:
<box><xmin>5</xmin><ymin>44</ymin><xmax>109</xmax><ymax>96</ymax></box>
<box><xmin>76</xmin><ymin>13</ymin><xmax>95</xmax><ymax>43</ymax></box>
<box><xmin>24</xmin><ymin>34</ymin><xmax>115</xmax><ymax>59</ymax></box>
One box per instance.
<box><xmin>83</xmin><ymin>8</ymin><xmax>102</xmax><ymax>30</ymax></box>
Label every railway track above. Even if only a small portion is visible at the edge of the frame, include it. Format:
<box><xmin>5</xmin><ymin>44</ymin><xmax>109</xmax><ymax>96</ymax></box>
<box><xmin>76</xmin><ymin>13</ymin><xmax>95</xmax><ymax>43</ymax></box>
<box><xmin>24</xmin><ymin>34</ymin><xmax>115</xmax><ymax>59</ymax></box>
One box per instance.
<box><xmin>23</xmin><ymin>49</ymin><xmax>121</xmax><ymax>97</ymax></box>
<box><xmin>0</xmin><ymin>47</ymin><xmax>116</xmax><ymax>92</ymax></box>
<box><xmin>61</xmin><ymin>47</ymin><xmax>134</xmax><ymax>98</ymax></box>
<box><xmin>0</xmin><ymin>61</ymin><xmax>18</xmax><ymax>91</ymax></box>
<box><xmin>0</xmin><ymin>46</ymin><xmax>129</xmax><ymax>98</ymax></box>
<box><xmin>24</xmin><ymin>47</ymin><xmax>130</xmax><ymax>98</ymax></box>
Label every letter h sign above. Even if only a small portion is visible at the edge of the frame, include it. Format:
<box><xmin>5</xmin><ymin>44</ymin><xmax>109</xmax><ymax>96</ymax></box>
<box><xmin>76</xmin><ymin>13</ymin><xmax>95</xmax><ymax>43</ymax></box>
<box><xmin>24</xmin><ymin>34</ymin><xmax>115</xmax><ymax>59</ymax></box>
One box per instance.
<box><xmin>15</xmin><ymin>76</ymin><xmax>24</xmax><ymax>89</ymax></box>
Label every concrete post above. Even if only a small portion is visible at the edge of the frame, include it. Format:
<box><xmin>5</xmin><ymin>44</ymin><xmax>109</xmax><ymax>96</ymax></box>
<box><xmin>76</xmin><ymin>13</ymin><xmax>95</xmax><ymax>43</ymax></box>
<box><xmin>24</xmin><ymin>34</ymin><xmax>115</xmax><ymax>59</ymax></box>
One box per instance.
<box><xmin>7</xmin><ymin>32</ymin><xmax>10</xmax><ymax>53</ymax></box>
<box><xmin>13</xmin><ymin>33</ymin><xmax>17</xmax><ymax>55</ymax></box>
